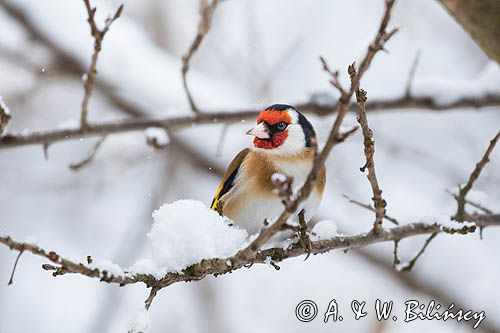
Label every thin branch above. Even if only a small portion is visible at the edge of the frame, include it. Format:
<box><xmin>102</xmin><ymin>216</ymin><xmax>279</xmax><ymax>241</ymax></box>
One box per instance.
<box><xmin>1</xmin><ymin>214</ymin><xmax>498</xmax><ymax>290</ymax></box>
<box><xmin>404</xmin><ymin>50</ymin><xmax>421</xmax><ymax>97</ymax></box>
<box><xmin>343</xmin><ymin>194</ymin><xmax>399</xmax><ymax>225</ymax></box>
<box><xmin>144</xmin><ymin>286</ymin><xmax>160</xmax><ymax>310</ymax></box>
<box><xmin>69</xmin><ymin>136</ymin><xmax>106</xmax><ymax>171</ymax></box>
<box><xmin>319</xmin><ymin>56</ymin><xmax>346</xmax><ymax>95</ymax></box>
<box><xmin>181</xmin><ymin>0</ymin><xmax>220</xmax><ymax>113</ymax></box>
<box><xmin>236</xmin><ymin>0</ymin><xmax>399</xmax><ymax>260</ymax></box>
<box><xmin>352</xmin><ymin>83</ymin><xmax>387</xmax><ymax>233</ymax></box>
<box><xmin>446</xmin><ymin>189</ymin><xmax>493</xmax><ymax>215</ymax></box>
<box><xmin>215</xmin><ymin>123</ymin><xmax>229</xmax><ymax>157</ymax></box>
<box><xmin>392</xmin><ymin>240</ymin><xmax>400</xmax><ymax>268</ymax></box>
<box><xmin>7</xmin><ymin>250</ymin><xmax>23</xmax><ymax>285</ymax></box>
<box><xmin>455</xmin><ymin>131</ymin><xmax>500</xmax><ymax>220</ymax></box>
<box><xmin>1</xmin><ymin>94</ymin><xmax>499</xmax><ymax>149</ymax></box>
<box><xmin>81</xmin><ymin>0</ymin><xmax>123</xmax><ymax>130</ymax></box>
<box><xmin>397</xmin><ymin>232</ymin><xmax>438</xmax><ymax>272</ymax></box>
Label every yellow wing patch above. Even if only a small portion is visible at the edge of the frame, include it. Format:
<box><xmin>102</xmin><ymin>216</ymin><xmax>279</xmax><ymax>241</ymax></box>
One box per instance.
<box><xmin>211</xmin><ymin>183</ymin><xmax>224</xmax><ymax>210</ymax></box>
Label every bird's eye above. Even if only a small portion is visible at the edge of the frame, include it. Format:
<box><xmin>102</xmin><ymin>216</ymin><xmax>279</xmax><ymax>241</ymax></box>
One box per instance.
<box><xmin>277</xmin><ymin>122</ymin><xmax>288</xmax><ymax>131</ymax></box>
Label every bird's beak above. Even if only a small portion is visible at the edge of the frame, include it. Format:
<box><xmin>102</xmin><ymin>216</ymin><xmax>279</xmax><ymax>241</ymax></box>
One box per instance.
<box><xmin>246</xmin><ymin>122</ymin><xmax>270</xmax><ymax>139</ymax></box>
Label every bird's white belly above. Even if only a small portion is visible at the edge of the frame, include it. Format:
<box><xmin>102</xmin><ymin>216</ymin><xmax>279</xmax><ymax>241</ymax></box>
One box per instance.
<box><xmin>232</xmin><ymin>190</ymin><xmax>322</xmax><ymax>236</ymax></box>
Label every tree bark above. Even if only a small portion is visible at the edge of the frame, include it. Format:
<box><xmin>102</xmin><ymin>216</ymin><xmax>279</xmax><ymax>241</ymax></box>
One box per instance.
<box><xmin>438</xmin><ymin>0</ymin><xmax>500</xmax><ymax>64</ymax></box>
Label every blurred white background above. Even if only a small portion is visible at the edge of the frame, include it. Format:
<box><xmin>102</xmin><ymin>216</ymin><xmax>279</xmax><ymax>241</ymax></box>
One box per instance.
<box><xmin>0</xmin><ymin>0</ymin><xmax>499</xmax><ymax>332</ymax></box>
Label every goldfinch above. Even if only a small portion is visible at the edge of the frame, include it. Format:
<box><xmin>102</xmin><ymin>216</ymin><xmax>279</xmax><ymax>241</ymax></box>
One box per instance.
<box><xmin>211</xmin><ymin>104</ymin><xmax>326</xmax><ymax>235</ymax></box>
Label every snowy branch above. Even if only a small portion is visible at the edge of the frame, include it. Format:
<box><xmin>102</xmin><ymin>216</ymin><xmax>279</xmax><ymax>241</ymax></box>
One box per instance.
<box><xmin>1</xmin><ymin>214</ymin><xmax>499</xmax><ymax>289</ymax></box>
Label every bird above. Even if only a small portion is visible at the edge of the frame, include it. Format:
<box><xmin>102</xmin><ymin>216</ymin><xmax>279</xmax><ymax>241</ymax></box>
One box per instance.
<box><xmin>211</xmin><ymin>104</ymin><xmax>326</xmax><ymax>235</ymax></box>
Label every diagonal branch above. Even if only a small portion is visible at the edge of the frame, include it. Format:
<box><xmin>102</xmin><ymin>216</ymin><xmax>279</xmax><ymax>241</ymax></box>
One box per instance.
<box><xmin>181</xmin><ymin>0</ymin><xmax>220</xmax><ymax>113</ymax></box>
<box><xmin>455</xmin><ymin>131</ymin><xmax>500</xmax><ymax>220</ymax></box>
<box><xmin>343</xmin><ymin>194</ymin><xmax>399</xmax><ymax>225</ymax></box>
<box><xmin>235</xmin><ymin>0</ymin><xmax>398</xmax><ymax>260</ymax></box>
<box><xmin>396</xmin><ymin>232</ymin><xmax>438</xmax><ymax>271</ymax></box>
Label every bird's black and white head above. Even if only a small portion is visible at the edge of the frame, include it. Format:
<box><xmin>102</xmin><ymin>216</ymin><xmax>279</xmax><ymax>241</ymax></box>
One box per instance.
<box><xmin>246</xmin><ymin>104</ymin><xmax>317</xmax><ymax>154</ymax></box>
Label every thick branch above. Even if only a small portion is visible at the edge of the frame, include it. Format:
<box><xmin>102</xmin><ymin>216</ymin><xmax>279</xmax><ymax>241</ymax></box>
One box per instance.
<box><xmin>1</xmin><ymin>213</ymin><xmax>499</xmax><ymax>290</ymax></box>
<box><xmin>0</xmin><ymin>94</ymin><xmax>499</xmax><ymax>150</ymax></box>
<box><xmin>438</xmin><ymin>0</ymin><xmax>500</xmax><ymax>64</ymax></box>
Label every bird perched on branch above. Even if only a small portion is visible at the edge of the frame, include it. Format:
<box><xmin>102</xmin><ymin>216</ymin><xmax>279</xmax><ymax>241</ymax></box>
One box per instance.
<box><xmin>211</xmin><ymin>104</ymin><xmax>326</xmax><ymax>235</ymax></box>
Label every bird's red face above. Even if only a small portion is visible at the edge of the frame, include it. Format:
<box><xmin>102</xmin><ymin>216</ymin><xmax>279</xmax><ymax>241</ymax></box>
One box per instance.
<box><xmin>246</xmin><ymin>104</ymin><xmax>317</xmax><ymax>154</ymax></box>
<box><xmin>248</xmin><ymin>109</ymin><xmax>292</xmax><ymax>149</ymax></box>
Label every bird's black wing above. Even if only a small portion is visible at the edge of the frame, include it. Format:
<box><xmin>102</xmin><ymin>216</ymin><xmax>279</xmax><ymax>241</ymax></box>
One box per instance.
<box><xmin>211</xmin><ymin>148</ymin><xmax>250</xmax><ymax>212</ymax></box>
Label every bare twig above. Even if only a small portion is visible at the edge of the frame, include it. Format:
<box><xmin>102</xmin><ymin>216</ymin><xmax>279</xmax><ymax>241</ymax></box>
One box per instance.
<box><xmin>7</xmin><ymin>250</ymin><xmax>23</xmax><ymax>285</ymax></box>
<box><xmin>343</xmin><ymin>194</ymin><xmax>399</xmax><ymax>225</ymax></box>
<box><xmin>81</xmin><ymin>0</ymin><xmax>123</xmax><ymax>130</ymax></box>
<box><xmin>445</xmin><ymin>189</ymin><xmax>493</xmax><ymax>215</ymax></box>
<box><xmin>236</xmin><ymin>0</ymin><xmax>399</xmax><ymax>260</ymax></box>
<box><xmin>319</xmin><ymin>56</ymin><xmax>346</xmax><ymax>95</ymax></box>
<box><xmin>298</xmin><ymin>209</ymin><xmax>313</xmax><ymax>260</ymax></box>
<box><xmin>455</xmin><ymin>131</ymin><xmax>500</xmax><ymax>220</ymax></box>
<box><xmin>69</xmin><ymin>136</ymin><xmax>106</xmax><ymax>171</ymax></box>
<box><xmin>397</xmin><ymin>232</ymin><xmax>438</xmax><ymax>271</ymax></box>
<box><xmin>181</xmin><ymin>0</ymin><xmax>220</xmax><ymax>113</ymax></box>
<box><xmin>352</xmin><ymin>79</ymin><xmax>387</xmax><ymax>233</ymax></box>
<box><xmin>215</xmin><ymin>123</ymin><xmax>229</xmax><ymax>157</ymax></box>
<box><xmin>392</xmin><ymin>240</ymin><xmax>400</xmax><ymax>268</ymax></box>
<box><xmin>144</xmin><ymin>286</ymin><xmax>160</xmax><ymax>310</ymax></box>
<box><xmin>404</xmin><ymin>50</ymin><xmax>421</xmax><ymax>97</ymax></box>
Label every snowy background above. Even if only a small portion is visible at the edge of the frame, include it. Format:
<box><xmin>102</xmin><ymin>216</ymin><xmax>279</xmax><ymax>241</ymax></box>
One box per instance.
<box><xmin>0</xmin><ymin>0</ymin><xmax>499</xmax><ymax>332</ymax></box>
